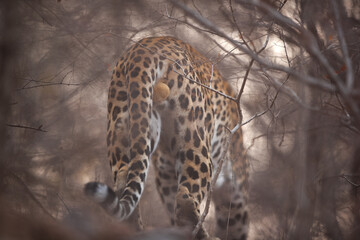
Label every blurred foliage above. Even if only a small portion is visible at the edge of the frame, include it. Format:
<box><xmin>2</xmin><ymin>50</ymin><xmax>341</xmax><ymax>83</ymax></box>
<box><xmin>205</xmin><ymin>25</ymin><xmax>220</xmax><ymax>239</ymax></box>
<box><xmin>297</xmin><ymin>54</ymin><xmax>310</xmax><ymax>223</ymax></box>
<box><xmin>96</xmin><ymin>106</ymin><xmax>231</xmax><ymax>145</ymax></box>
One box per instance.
<box><xmin>0</xmin><ymin>0</ymin><xmax>359</xmax><ymax>239</ymax></box>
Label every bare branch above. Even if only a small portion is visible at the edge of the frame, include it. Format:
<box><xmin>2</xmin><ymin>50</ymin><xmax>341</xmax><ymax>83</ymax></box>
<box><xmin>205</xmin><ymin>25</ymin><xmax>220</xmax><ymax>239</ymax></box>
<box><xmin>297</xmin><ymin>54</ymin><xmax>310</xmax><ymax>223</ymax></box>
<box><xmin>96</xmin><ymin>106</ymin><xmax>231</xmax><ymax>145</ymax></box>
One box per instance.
<box><xmin>133</xmin><ymin>39</ymin><xmax>238</xmax><ymax>102</ymax></box>
<box><xmin>6</xmin><ymin>124</ymin><xmax>48</xmax><ymax>132</ymax></box>
<box><xmin>341</xmin><ymin>175</ymin><xmax>360</xmax><ymax>188</ymax></box>
<box><xmin>261</xmin><ymin>70</ymin><xmax>319</xmax><ymax>111</ymax></box>
<box><xmin>240</xmin><ymin>74</ymin><xmax>288</xmax><ymax>127</ymax></box>
<box><xmin>19</xmin><ymin>81</ymin><xmax>80</xmax><ymax>90</ymax></box>
<box><xmin>237</xmin><ymin>33</ymin><xmax>269</xmax><ymax>105</ymax></box>
<box><xmin>229</xmin><ymin>0</ymin><xmax>253</xmax><ymax>50</ymax></box>
<box><xmin>9</xmin><ymin>172</ymin><xmax>55</xmax><ymax>219</ymax></box>
<box><xmin>192</xmin><ymin>131</ymin><xmax>231</xmax><ymax>238</ymax></box>
<box><xmin>236</xmin><ymin>0</ymin><xmax>360</xmax><ymax>125</ymax></box>
<box><xmin>22</xmin><ymin>1</ymin><xmax>53</xmax><ymax>26</ymax></box>
<box><xmin>169</xmin><ymin>0</ymin><xmax>336</xmax><ymax>93</ymax></box>
<box><xmin>57</xmin><ymin>193</ymin><xmax>72</xmax><ymax>214</ymax></box>
<box><xmin>330</xmin><ymin>0</ymin><xmax>354</xmax><ymax>89</ymax></box>
<box><xmin>164</xmin><ymin>5</ymin><xmax>218</xmax><ymax>36</ymax></box>
<box><xmin>172</xmin><ymin>68</ymin><xmax>236</xmax><ymax>102</ymax></box>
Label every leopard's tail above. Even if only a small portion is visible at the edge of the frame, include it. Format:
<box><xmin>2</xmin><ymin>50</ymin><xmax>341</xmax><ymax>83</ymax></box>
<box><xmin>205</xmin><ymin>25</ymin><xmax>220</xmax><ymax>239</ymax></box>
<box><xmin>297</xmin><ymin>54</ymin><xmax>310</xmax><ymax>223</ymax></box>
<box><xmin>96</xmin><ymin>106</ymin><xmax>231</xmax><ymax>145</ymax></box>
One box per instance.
<box><xmin>84</xmin><ymin>40</ymin><xmax>169</xmax><ymax>221</ymax></box>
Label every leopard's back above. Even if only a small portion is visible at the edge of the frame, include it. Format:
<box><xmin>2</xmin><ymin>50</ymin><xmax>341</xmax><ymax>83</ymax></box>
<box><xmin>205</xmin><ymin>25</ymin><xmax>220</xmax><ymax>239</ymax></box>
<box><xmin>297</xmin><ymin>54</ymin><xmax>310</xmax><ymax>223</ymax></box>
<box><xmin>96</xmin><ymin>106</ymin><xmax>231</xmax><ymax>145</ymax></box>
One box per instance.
<box><xmin>85</xmin><ymin>36</ymin><xmax>249</xmax><ymax>240</ymax></box>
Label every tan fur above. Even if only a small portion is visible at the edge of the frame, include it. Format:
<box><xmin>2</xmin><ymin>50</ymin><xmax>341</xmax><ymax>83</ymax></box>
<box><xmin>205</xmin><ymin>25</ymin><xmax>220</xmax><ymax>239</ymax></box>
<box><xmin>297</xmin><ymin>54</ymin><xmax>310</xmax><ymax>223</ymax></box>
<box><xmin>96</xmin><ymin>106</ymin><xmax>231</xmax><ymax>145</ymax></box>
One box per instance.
<box><xmin>153</xmin><ymin>82</ymin><xmax>170</xmax><ymax>102</ymax></box>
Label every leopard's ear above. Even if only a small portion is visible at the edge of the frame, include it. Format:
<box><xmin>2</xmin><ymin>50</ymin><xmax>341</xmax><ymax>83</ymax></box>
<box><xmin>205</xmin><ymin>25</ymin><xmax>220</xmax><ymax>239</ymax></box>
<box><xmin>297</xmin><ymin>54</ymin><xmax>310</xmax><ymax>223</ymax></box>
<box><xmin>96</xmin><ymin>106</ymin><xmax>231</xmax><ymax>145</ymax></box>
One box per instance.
<box><xmin>153</xmin><ymin>81</ymin><xmax>170</xmax><ymax>102</ymax></box>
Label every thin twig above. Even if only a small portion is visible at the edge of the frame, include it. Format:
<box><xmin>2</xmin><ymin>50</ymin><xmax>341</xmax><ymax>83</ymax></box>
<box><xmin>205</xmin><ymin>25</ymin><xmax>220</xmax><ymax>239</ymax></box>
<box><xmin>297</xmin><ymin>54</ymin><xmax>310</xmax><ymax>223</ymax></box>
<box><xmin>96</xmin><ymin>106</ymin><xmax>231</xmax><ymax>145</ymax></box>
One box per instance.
<box><xmin>169</xmin><ymin>0</ymin><xmax>336</xmax><ymax>92</ymax></box>
<box><xmin>57</xmin><ymin>193</ymin><xmax>72</xmax><ymax>214</ymax></box>
<box><xmin>6</xmin><ymin>124</ymin><xmax>48</xmax><ymax>132</ymax></box>
<box><xmin>22</xmin><ymin>1</ymin><xmax>53</xmax><ymax>26</ymax></box>
<box><xmin>229</xmin><ymin>0</ymin><xmax>271</xmax><ymax>131</ymax></box>
<box><xmin>132</xmin><ymin>39</ymin><xmax>237</xmax><ymax>102</ymax></box>
<box><xmin>342</xmin><ymin>175</ymin><xmax>360</xmax><ymax>188</ymax></box>
<box><xmin>165</xmin><ymin>6</ymin><xmax>218</xmax><ymax>36</ymax></box>
<box><xmin>262</xmin><ymin>70</ymin><xmax>319</xmax><ymax>111</ymax></box>
<box><xmin>19</xmin><ymin>82</ymin><xmax>80</xmax><ymax>90</ymax></box>
<box><xmin>172</xmin><ymin>69</ymin><xmax>236</xmax><ymax>101</ymax></box>
<box><xmin>9</xmin><ymin>172</ymin><xmax>55</xmax><ymax>219</ymax></box>
<box><xmin>241</xmin><ymin>76</ymin><xmax>286</xmax><ymax>127</ymax></box>
<box><xmin>191</xmin><ymin>0</ymin><xmax>203</xmax><ymax>17</ymax></box>
<box><xmin>330</xmin><ymin>0</ymin><xmax>354</xmax><ymax>89</ymax></box>
<box><xmin>192</xmin><ymin>133</ymin><xmax>232</xmax><ymax>238</ymax></box>
<box><xmin>229</xmin><ymin>0</ymin><xmax>253</xmax><ymax>50</ymax></box>
<box><xmin>37</xmin><ymin>1</ymin><xmax>102</xmax><ymax>61</ymax></box>
<box><xmin>19</xmin><ymin>71</ymin><xmax>80</xmax><ymax>90</ymax></box>
<box><xmin>237</xmin><ymin>0</ymin><xmax>360</xmax><ymax>125</ymax></box>
<box><xmin>236</xmin><ymin>35</ymin><xmax>269</xmax><ymax>110</ymax></box>
<box><xmin>235</xmin><ymin>35</ymin><xmax>269</xmax><ymax>129</ymax></box>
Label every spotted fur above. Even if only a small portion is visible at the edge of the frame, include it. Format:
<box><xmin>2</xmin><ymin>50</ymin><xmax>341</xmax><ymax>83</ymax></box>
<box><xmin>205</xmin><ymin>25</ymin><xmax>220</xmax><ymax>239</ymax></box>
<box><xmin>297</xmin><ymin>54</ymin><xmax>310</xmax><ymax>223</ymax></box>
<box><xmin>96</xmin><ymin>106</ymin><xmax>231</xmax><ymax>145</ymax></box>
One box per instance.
<box><xmin>84</xmin><ymin>37</ymin><xmax>249</xmax><ymax>240</ymax></box>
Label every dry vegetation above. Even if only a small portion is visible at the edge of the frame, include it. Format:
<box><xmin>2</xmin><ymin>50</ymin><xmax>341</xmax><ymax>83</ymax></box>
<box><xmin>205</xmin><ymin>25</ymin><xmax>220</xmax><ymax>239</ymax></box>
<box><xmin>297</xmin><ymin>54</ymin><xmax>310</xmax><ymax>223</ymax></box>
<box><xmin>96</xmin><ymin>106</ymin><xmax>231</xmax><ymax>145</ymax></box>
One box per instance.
<box><xmin>1</xmin><ymin>0</ymin><xmax>360</xmax><ymax>239</ymax></box>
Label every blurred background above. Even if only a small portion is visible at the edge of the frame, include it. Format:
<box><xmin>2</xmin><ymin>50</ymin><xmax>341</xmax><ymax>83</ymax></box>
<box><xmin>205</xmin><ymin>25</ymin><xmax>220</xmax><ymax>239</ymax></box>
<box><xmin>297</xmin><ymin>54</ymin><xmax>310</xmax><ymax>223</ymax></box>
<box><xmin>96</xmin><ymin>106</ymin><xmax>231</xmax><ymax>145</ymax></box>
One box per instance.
<box><xmin>1</xmin><ymin>0</ymin><xmax>359</xmax><ymax>239</ymax></box>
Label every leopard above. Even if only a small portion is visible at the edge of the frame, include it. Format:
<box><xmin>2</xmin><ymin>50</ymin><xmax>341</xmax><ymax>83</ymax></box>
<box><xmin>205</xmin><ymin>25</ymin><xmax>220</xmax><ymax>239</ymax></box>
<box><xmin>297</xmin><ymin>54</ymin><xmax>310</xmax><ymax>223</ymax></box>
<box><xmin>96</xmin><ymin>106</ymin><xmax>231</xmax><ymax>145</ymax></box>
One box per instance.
<box><xmin>84</xmin><ymin>36</ymin><xmax>249</xmax><ymax>240</ymax></box>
